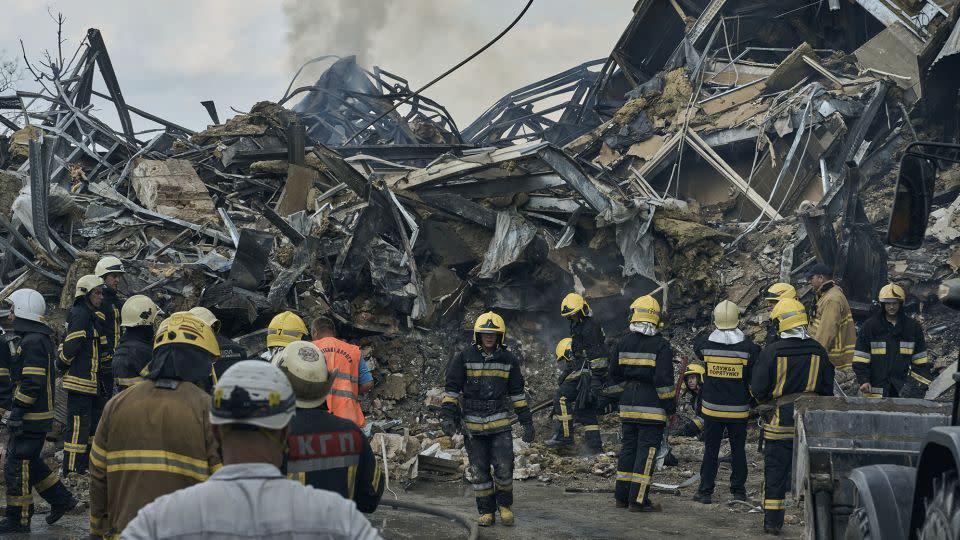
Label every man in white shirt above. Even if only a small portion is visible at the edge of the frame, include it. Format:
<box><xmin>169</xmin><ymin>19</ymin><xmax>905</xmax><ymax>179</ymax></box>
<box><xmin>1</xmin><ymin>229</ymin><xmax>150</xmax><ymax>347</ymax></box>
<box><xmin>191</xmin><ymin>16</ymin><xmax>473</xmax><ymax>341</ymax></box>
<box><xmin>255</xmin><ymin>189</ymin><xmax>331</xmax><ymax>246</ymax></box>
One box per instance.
<box><xmin>122</xmin><ymin>360</ymin><xmax>381</xmax><ymax>540</ymax></box>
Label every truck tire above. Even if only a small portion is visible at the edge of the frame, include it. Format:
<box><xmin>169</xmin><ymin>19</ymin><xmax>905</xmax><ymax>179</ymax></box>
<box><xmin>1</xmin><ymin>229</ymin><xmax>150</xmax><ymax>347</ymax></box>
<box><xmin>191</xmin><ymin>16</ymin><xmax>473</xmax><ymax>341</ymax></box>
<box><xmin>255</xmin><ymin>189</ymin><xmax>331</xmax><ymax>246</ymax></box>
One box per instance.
<box><xmin>918</xmin><ymin>472</ymin><xmax>960</xmax><ymax>540</ymax></box>
<box><xmin>845</xmin><ymin>507</ymin><xmax>872</xmax><ymax>540</ymax></box>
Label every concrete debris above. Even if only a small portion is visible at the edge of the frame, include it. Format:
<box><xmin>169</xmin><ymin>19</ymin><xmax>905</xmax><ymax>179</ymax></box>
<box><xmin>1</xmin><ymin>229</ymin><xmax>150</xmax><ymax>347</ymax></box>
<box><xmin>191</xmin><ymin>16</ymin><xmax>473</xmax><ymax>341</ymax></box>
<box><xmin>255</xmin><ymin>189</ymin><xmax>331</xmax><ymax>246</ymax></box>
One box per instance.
<box><xmin>3</xmin><ymin>3</ymin><xmax>960</xmax><ymax>516</ymax></box>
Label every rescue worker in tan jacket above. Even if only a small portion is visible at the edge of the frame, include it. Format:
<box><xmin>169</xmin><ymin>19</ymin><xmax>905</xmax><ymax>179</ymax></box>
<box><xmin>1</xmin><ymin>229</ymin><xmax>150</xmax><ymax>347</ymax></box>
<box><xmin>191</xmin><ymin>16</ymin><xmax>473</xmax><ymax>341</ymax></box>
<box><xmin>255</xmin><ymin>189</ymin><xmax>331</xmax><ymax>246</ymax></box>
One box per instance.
<box><xmin>89</xmin><ymin>312</ymin><xmax>222</xmax><ymax>538</ymax></box>
<box><xmin>807</xmin><ymin>263</ymin><xmax>856</xmax><ymax>390</ymax></box>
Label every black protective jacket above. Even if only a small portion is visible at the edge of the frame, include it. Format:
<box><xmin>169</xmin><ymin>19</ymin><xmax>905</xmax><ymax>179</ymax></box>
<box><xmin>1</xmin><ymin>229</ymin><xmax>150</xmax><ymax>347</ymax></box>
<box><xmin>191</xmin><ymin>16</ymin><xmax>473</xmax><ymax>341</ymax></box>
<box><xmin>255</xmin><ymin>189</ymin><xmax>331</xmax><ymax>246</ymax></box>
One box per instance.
<box><xmin>693</xmin><ymin>332</ymin><xmax>760</xmax><ymax>423</ymax></box>
<box><xmin>567</xmin><ymin>315</ymin><xmax>608</xmax><ymax>378</ymax></box>
<box><xmin>286</xmin><ymin>407</ymin><xmax>384</xmax><ymax>513</ymax></box>
<box><xmin>11</xmin><ymin>318</ymin><xmax>56</xmax><ymax>433</ymax></box>
<box><xmin>98</xmin><ymin>286</ymin><xmax>123</xmax><ymax>362</ymax></box>
<box><xmin>112</xmin><ymin>326</ymin><xmax>153</xmax><ymax>392</ymax></box>
<box><xmin>752</xmin><ymin>336</ymin><xmax>833</xmax><ymax>441</ymax></box>
<box><xmin>211</xmin><ymin>334</ymin><xmax>248</xmax><ymax>385</ymax></box>
<box><xmin>60</xmin><ymin>299</ymin><xmax>103</xmax><ymax>395</ymax></box>
<box><xmin>0</xmin><ymin>325</ymin><xmax>18</xmax><ymax>411</ymax></box>
<box><xmin>607</xmin><ymin>332</ymin><xmax>675</xmax><ymax>424</ymax></box>
<box><xmin>441</xmin><ymin>345</ymin><xmax>532</xmax><ymax>435</ymax></box>
<box><xmin>853</xmin><ymin>311</ymin><xmax>933</xmax><ymax>397</ymax></box>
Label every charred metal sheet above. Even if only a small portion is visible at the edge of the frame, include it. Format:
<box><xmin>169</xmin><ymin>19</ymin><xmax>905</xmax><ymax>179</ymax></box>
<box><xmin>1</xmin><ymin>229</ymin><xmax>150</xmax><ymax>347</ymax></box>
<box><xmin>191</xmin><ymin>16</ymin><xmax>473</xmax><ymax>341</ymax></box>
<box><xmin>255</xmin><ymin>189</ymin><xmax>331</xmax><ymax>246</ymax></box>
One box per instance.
<box><xmin>267</xmin><ymin>236</ymin><xmax>318</xmax><ymax>310</ymax></box>
<box><xmin>313</xmin><ymin>144</ymin><xmax>369</xmax><ymax>197</ymax></box>
<box><xmin>536</xmin><ymin>145</ymin><xmax>611</xmax><ymax>214</ymax></box>
<box><xmin>417</xmin><ymin>193</ymin><xmax>497</xmax><ymax>230</ymax></box>
<box><xmin>419</xmin><ymin>174</ymin><xmax>566</xmax><ymax>200</ymax></box>
<box><xmin>229</xmin><ymin>228</ymin><xmax>274</xmax><ymax>291</ymax></box>
<box><xmin>478</xmin><ymin>212</ymin><xmax>539</xmax><ymax>279</ymax></box>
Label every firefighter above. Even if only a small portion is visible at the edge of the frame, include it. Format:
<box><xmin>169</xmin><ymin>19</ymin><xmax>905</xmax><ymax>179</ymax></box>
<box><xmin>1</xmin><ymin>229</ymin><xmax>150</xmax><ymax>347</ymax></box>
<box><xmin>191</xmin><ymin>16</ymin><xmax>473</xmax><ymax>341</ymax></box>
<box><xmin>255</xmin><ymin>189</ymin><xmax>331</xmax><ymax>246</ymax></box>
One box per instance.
<box><xmin>0</xmin><ymin>298</ymin><xmax>15</xmax><ymax>415</ymax></box>
<box><xmin>188</xmin><ymin>306</ymin><xmax>248</xmax><ymax>385</ymax></box>
<box><xmin>752</xmin><ymin>298</ymin><xmax>834</xmax><ymax>535</ymax></box>
<box><xmin>0</xmin><ymin>289</ymin><xmax>75</xmax><ymax>534</ymax></box>
<box><xmin>692</xmin><ymin>300</ymin><xmax>760</xmax><ymax>505</ymax></box>
<box><xmin>59</xmin><ymin>274</ymin><xmax>106</xmax><ymax>475</ymax></box>
<box><xmin>123</xmin><ymin>361</ymin><xmax>379</xmax><ymax>540</ymax></box>
<box><xmin>94</xmin><ymin>256</ymin><xmax>126</xmax><ymax>399</ymax></box>
<box><xmin>672</xmin><ymin>364</ymin><xmax>704</xmax><ymax>437</ymax></box>
<box><xmin>608</xmin><ymin>295</ymin><xmax>674</xmax><ymax>512</ymax></box>
<box><xmin>853</xmin><ymin>283</ymin><xmax>934</xmax><ymax>398</ymax></box>
<box><xmin>89</xmin><ymin>312</ymin><xmax>222</xmax><ymax>538</ymax></box>
<box><xmin>545</xmin><ymin>292</ymin><xmax>605</xmax><ymax>453</ymax></box>
<box><xmin>112</xmin><ymin>295</ymin><xmax>160</xmax><ymax>392</ymax></box>
<box><xmin>261</xmin><ymin>311</ymin><xmax>308</xmax><ymax>361</ymax></box>
<box><xmin>763</xmin><ymin>283</ymin><xmax>797</xmax><ymax>346</ymax></box>
<box><xmin>310</xmin><ymin>316</ymin><xmax>372</xmax><ymax>428</ymax></box>
<box><xmin>275</xmin><ymin>340</ymin><xmax>384</xmax><ymax>512</ymax></box>
<box><xmin>440</xmin><ymin>311</ymin><xmax>534</xmax><ymax>527</ymax></box>
<box><xmin>807</xmin><ymin>263</ymin><xmax>856</xmax><ymax>387</ymax></box>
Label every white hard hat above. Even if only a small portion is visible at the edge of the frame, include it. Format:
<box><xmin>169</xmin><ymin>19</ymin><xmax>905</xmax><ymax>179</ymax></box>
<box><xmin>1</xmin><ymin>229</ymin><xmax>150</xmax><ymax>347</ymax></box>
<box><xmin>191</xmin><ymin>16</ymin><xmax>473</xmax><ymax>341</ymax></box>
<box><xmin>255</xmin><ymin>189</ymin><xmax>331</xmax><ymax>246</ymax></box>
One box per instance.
<box><xmin>273</xmin><ymin>341</ymin><xmax>335</xmax><ymax>409</ymax></box>
<box><xmin>95</xmin><ymin>255</ymin><xmax>126</xmax><ymax>277</ymax></box>
<box><xmin>188</xmin><ymin>306</ymin><xmax>221</xmax><ymax>331</ymax></box>
<box><xmin>211</xmin><ymin>360</ymin><xmax>296</xmax><ymax>430</ymax></box>
<box><xmin>75</xmin><ymin>275</ymin><xmax>104</xmax><ymax>299</ymax></box>
<box><xmin>121</xmin><ymin>295</ymin><xmax>161</xmax><ymax>327</ymax></box>
<box><xmin>8</xmin><ymin>289</ymin><xmax>46</xmax><ymax>323</ymax></box>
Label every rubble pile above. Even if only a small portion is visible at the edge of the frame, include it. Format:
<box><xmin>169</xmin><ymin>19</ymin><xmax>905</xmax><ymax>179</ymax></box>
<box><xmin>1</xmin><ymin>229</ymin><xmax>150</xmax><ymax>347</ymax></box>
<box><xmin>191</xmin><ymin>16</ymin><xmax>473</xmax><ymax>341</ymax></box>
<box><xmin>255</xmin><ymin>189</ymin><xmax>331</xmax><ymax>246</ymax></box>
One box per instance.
<box><xmin>3</xmin><ymin>0</ymin><xmax>960</xmax><ymax>488</ymax></box>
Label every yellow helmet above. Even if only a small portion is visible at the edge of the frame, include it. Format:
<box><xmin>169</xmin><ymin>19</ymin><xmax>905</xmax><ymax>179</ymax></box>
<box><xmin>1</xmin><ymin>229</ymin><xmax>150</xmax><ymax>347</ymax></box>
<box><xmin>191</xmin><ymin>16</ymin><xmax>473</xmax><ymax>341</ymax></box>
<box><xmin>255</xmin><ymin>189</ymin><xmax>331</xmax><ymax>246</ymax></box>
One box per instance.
<box><xmin>188</xmin><ymin>306</ymin><xmax>221</xmax><ymax>331</ymax></box>
<box><xmin>153</xmin><ymin>312</ymin><xmax>220</xmax><ymax>357</ymax></box>
<box><xmin>878</xmin><ymin>283</ymin><xmax>906</xmax><ymax>304</ymax></box>
<box><xmin>473</xmin><ymin>311</ymin><xmax>506</xmax><ymax>345</ymax></box>
<box><xmin>684</xmin><ymin>364</ymin><xmax>705</xmax><ymax>378</ymax></box>
<box><xmin>630</xmin><ymin>295</ymin><xmax>661</xmax><ymax>325</ymax></box>
<box><xmin>75</xmin><ymin>274</ymin><xmax>104</xmax><ymax>299</ymax></box>
<box><xmin>121</xmin><ymin>295</ymin><xmax>160</xmax><ymax>328</ymax></box>
<box><xmin>273</xmin><ymin>341</ymin><xmax>334</xmax><ymax>409</ymax></box>
<box><xmin>765</xmin><ymin>282</ymin><xmax>797</xmax><ymax>303</ymax></box>
<box><xmin>95</xmin><ymin>255</ymin><xmax>125</xmax><ymax>277</ymax></box>
<box><xmin>560</xmin><ymin>292</ymin><xmax>590</xmax><ymax>318</ymax></box>
<box><xmin>555</xmin><ymin>337</ymin><xmax>572</xmax><ymax>361</ymax></box>
<box><xmin>713</xmin><ymin>300</ymin><xmax>740</xmax><ymax>330</ymax></box>
<box><xmin>770</xmin><ymin>298</ymin><xmax>808</xmax><ymax>333</ymax></box>
<box><xmin>266</xmin><ymin>311</ymin><xmax>308</xmax><ymax>348</ymax></box>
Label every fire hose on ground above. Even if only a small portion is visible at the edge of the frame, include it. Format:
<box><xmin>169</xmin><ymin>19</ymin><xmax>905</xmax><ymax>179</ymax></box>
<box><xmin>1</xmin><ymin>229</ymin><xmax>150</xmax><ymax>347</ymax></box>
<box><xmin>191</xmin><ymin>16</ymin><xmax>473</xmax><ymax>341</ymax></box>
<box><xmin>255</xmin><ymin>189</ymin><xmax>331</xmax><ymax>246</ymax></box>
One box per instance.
<box><xmin>378</xmin><ymin>499</ymin><xmax>479</xmax><ymax>540</ymax></box>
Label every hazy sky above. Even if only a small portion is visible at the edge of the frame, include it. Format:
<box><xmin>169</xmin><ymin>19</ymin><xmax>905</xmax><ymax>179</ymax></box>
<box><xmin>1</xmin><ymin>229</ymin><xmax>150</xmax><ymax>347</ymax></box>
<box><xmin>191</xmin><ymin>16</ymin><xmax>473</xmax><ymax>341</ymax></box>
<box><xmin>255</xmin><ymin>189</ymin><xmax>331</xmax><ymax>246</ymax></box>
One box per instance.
<box><xmin>1</xmin><ymin>0</ymin><xmax>635</xmax><ymax>133</ymax></box>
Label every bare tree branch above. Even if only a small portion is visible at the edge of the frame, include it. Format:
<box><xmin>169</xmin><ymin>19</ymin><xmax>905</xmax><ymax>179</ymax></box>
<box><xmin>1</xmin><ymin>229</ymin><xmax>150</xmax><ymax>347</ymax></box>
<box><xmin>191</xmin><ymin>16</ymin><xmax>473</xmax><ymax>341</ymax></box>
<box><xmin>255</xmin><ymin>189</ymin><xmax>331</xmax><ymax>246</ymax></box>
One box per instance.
<box><xmin>0</xmin><ymin>49</ymin><xmax>23</xmax><ymax>94</ymax></box>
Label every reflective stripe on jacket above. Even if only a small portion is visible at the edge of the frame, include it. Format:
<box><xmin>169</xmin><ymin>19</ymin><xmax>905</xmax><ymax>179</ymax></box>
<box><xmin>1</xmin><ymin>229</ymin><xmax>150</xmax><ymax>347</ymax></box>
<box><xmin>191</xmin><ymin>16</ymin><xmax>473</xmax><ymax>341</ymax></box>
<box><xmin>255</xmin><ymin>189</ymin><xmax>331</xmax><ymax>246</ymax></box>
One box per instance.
<box><xmin>853</xmin><ymin>311</ymin><xmax>932</xmax><ymax>396</ymax></box>
<box><xmin>89</xmin><ymin>378</ymin><xmax>221</xmax><ymax>536</ymax></box>
<box><xmin>693</xmin><ymin>332</ymin><xmax>760</xmax><ymax>422</ymax></box>
<box><xmin>811</xmin><ymin>281</ymin><xmax>856</xmax><ymax>370</ymax></box>
<box><xmin>314</xmin><ymin>337</ymin><xmax>365</xmax><ymax>428</ymax></box>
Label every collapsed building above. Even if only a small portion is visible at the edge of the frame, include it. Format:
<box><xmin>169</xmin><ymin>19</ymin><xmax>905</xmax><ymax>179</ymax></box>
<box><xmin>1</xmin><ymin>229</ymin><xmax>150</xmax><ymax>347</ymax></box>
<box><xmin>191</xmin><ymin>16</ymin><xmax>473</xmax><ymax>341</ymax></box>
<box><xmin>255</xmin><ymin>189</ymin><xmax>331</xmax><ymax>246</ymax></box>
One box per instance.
<box><xmin>2</xmin><ymin>0</ymin><xmax>960</xmax><ymax>485</ymax></box>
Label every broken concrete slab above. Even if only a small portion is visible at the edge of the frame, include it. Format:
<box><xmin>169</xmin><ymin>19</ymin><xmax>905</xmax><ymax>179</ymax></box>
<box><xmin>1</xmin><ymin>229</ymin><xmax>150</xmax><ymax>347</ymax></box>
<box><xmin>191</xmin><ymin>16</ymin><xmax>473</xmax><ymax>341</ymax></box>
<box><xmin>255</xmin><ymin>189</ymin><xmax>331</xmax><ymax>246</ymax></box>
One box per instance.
<box><xmin>130</xmin><ymin>159</ymin><xmax>217</xmax><ymax>224</ymax></box>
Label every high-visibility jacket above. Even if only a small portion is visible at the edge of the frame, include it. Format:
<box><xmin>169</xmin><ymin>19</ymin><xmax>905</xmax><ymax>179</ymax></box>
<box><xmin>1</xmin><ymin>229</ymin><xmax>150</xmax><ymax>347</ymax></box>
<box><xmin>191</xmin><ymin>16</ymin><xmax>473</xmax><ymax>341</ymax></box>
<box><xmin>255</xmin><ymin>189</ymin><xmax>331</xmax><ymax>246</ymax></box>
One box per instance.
<box><xmin>853</xmin><ymin>311</ymin><xmax>933</xmax><ymax>397</ymax></box>
<box><xmin>751</xmin><ymin>336</ymin><xmax>833</xmax><ymax>441</ymax></box>
<box><xmin>440</xmin><ymin>344</ymin><xmax>532</xmax><ymax>435</ymax></box>
<box><xmin>10</xmin><ymin>319</ymin><xmax>56</xmax><ymax>433</ymax></box>
<box><xmin>60</xmin><ymin>300</ymin><xmax>102</xmax><ymax>395</ymax></box>
<box><xmin>314</xmin><ymin>337</ymin><xmax>365</xmax><ymax>428</ymax></box>
<box><xmin>112</xmin><ymin>326</ymin><xmax>153</xmax><ymax>392</ymax></box>
<box><xmin>692</xmin><ymin>331</ymin><xmax>760</xmax><ymax>422</ymax></box>
<box><xmin>811</xmin><ymin>281</ymin><xmax>856</xmax><ymax>370</ymax></box>
<box><xmin>89</xmin><ymin>378</ymin><xmax>221</xmax><ymax>537</ymax></box>
<box><xmin>606</xmin><ymin>332</ymin><xmax>676</xmax><ymax>425</ymax></box>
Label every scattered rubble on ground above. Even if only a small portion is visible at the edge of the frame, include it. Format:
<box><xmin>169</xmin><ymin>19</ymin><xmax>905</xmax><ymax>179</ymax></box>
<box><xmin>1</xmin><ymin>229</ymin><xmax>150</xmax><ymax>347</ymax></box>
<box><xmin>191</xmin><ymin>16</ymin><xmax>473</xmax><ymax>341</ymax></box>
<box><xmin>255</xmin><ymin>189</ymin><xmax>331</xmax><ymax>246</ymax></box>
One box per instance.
<box><xmin>3</xmin><ymin>0</ymin><xmax>960</xmax><ymax>522</ymax></box>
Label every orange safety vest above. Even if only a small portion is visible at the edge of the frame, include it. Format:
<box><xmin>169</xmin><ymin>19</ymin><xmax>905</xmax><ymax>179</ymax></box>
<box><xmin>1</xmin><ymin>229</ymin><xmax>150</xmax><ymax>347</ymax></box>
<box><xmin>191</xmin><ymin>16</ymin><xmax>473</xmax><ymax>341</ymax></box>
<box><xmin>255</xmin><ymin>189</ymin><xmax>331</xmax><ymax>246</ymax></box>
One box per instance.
<box><xmin>313</xmin><ymin>337</ymin><xmax>365</xmax><ymax>428</ymax></box>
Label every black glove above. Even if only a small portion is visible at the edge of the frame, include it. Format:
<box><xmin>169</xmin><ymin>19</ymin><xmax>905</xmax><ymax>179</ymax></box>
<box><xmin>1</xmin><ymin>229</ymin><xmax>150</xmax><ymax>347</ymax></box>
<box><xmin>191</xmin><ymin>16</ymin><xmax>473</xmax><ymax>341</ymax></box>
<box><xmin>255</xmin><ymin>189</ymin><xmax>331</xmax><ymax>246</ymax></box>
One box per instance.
<box><xmin>441</xmin><ymin>417</ymin><xmax>459</xmax><ymax>437</ymax></box>
<box><xmin>7</xmin><ymin>408</ymin><xmax>24</xmax><ymax>435</ymax></box>
<box><xmin>521</xmin><ymin>422</ymin><xmax>535</xmax><ymax>443</ymax></box>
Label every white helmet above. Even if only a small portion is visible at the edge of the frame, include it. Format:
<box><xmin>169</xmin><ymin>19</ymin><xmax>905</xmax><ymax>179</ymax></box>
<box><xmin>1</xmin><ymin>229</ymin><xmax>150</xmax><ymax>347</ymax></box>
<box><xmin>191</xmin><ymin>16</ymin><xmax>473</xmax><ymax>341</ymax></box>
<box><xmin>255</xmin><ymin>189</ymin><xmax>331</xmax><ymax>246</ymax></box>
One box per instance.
<box><xmin>8</xmin><ymin>289</ymin><xmax>46</xmax><ymax>323</ymax></box>
<box><xmin>188</xmin><ymin>306</ymin><xmax>221</xmax><ymax>332</ymax></box>
<box><xmin>273</xmin><ymin>341</ymin><xmax>335</xmax><ymax>409</ymax></box>
<box><xmin>75</xmin><ymin>275</ymin><xmax>104</xmax><ymax>299</ymax></box>
<box><xmin>95</xmin><ymin>255</ymin><xmax>126</xmax><ymax>277</ymax></box>
<box><xmin>121</xmin><ymin>295</ymin><xmax>161</xmax><ymax>327</ymax></box>
<box><xmin>211</xmin><ymin>360</ymin><xmax>296</xmax><ymax>430</ymax></box>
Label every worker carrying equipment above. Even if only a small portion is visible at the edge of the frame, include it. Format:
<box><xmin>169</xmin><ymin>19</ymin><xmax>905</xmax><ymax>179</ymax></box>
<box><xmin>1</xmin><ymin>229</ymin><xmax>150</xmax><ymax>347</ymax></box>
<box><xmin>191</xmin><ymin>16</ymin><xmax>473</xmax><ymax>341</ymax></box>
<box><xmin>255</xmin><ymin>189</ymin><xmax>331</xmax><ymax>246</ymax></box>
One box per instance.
<box><xmin>752</xmin><ymin>298</ymin><xmax>834</xmax><ymax>535</ymax></box>
<box><xmin>189</xmin><ymin>306</ymin><xmax>249</xmax><ymax>387</ymax></box>
<box><xmin>853</xmin><ymin>283</ymin><xmax>933</xmax><ymax>398</ymax></box>
<box><xmin>123</xmin><ymin>359</ymin><xmax>380</xmax><ymax>540</ymax></box>
<box><xmin>275</xmin><ymin>341</ymin><xmax>384</xmax><ymax>512</ymax></box>
<box><xmin>607</xmin><ymin>294</ymin><xmax>674</xmax><ymax>512</ymax></box>
<box><xmin>94</xmin><ymin>256</ymin><xmax>125</xmax><ymax>380</ymax></box>
<box><xmin>691</xmin><ymin>299</ymin><xmax>760</xmax><ymax>506</ymax></box>
<box><xmin>89</xmin><ymin>312</ymin><xmax>222</xmax><ymax>537</ymax></box>
<box><xmin>263</xmin><ymin>311</ymin><xmax>308</xmax><ymax>361</ymax></box>
<box><xmin>0</xmin><ymin>289</ymin><xmax>76</xmax><ymax>534</ymax></box>
<box><xmin>441</xmin><ymin>311</ymin><xmax>533</xmax><ymax>527</ymax></box>
<box><xmin>547</xmin><ymin>292</ymin><xmax>608</xmax><ymax>453</ymax></box>
<box><xmin>112</xmin><ymin>295</ymin><xmax>160</xmax><ymax>392</ymax></box>
<box><xmin>60</xmin><ymin>274</ymin><xmax>106</xmax><ymax>475</ymax></box>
